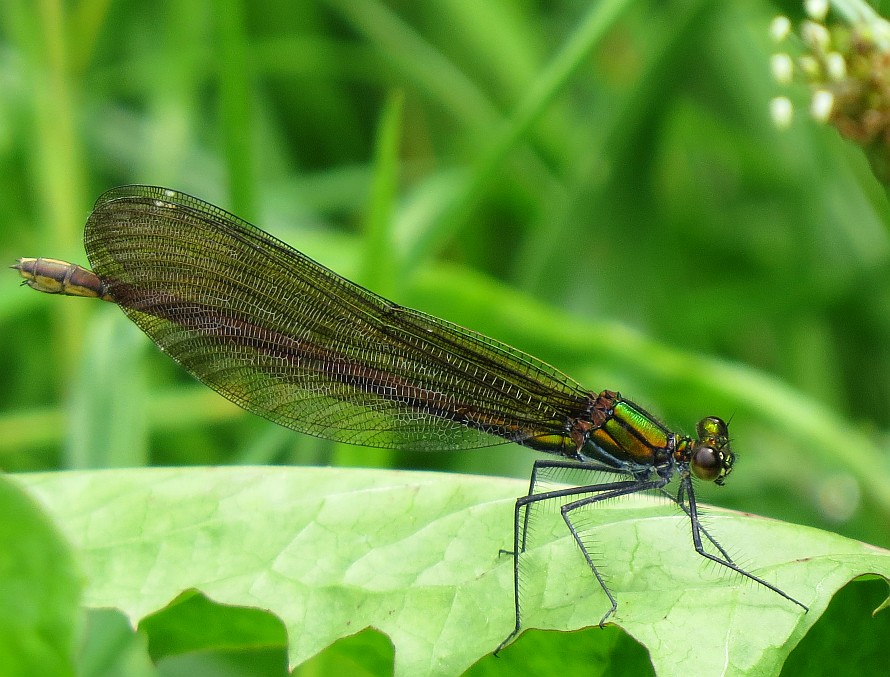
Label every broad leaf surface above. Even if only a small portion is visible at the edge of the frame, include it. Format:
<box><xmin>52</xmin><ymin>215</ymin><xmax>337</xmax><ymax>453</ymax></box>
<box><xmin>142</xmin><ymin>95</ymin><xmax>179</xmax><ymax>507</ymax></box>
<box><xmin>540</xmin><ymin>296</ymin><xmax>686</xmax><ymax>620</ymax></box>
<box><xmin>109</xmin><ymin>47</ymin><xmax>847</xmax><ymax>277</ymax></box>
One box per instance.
<box><xmin>13</xmin><ymin>467</ymin><xmax>890</xmax><ymax>676</ymax></box>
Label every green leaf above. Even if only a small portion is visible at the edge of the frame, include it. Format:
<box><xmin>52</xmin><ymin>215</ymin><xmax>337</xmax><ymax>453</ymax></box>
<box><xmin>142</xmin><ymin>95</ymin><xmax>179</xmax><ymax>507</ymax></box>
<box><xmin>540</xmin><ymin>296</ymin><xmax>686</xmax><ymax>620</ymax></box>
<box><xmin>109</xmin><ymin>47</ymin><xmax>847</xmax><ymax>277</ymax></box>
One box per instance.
<box><xmin>12</xmin><ymin>467</ymin><xmax>890</xmax><ymax>675</ymax></box>
<box><xmin>782</xmin><ymin>578</ymin><xmax>890</xmax><ymax>675</ymax></box>
<box><xmin>77</xmin><ymin>609</ymin><xmax>157</xmax><ymax>677</ymax></box>
<box><xmin>0</xmin><ymin>476</ymin><xmax>81</xmax><ymax>677</ymax></box>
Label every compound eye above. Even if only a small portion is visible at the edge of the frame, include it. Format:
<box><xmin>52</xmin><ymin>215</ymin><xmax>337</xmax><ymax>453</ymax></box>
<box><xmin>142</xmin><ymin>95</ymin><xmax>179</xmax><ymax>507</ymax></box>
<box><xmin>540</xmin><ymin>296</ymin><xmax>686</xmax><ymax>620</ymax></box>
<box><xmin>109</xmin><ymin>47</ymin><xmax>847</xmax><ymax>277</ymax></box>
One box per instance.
<box><xmin>691</xmin><ymin>445</ymin><xmax>721</xmax><ymax>482</ymax></box>
<box><xmin>696</xmin><ymin>416</ymin><xmax>728</xmax><ymax>440</ymax></box>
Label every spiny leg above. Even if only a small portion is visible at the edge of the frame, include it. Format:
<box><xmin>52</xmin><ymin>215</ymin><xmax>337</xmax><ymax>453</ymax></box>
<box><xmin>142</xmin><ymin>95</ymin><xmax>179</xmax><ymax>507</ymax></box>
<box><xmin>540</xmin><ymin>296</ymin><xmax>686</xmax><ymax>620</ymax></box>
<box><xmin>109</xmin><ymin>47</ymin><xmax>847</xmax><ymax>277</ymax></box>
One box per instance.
<box><xmin>659</xmin><ymin>484</ymin><xmax>733</xmax><ymax>563</ymax></box>
<box><xmin>560</xmin><ymin>477</ymin><xmax>669</xmax><ymax>626</ymax></box>
<box><xmin>517</xmin><ymin>459</ymin><xmax>623</xmax><ymax>553</ymax></box>
<box><xmin>495</xmin><ymin>473</ymin><xmax>658</xmax><ymax>654</ymax></box>
<box><xmin>678</xmin><ymin>474</ymin><xmax>808</xmax><ymax>612</ymax></box>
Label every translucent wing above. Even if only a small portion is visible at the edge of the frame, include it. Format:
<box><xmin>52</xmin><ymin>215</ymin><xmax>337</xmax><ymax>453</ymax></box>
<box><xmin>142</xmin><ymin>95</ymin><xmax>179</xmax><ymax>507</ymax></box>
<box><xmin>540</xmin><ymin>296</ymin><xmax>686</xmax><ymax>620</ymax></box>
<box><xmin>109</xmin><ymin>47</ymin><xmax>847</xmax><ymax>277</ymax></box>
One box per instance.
<box><xmin>85</xmin><ymin>185</ymin><xmax>593</xmax><ymax>451</ymax></box>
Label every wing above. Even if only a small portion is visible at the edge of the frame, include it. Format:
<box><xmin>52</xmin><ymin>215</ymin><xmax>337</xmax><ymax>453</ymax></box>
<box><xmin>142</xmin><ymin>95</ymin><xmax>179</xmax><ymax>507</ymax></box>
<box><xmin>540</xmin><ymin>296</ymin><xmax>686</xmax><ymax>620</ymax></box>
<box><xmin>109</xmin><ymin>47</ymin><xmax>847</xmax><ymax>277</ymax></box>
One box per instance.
<box><xmin>84</xmin><ymin>185</ymin><xmax>593</xmax><ymax>451</ymax></box>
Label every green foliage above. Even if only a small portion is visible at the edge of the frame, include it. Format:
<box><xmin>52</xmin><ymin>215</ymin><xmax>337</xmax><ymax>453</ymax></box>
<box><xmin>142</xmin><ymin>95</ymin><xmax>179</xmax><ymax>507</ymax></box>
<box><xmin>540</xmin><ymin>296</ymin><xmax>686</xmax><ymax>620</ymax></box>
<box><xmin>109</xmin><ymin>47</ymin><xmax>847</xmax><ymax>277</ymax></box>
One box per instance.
<box><xmin>0</xmin><ymin>477</ymin><xmax>81</xmax><ymax>676</ymax></box>
<box><xmin>2</xmin><ymin>0</ymin><xmax>890</xmax><ymax>674</ymax></box>
<box><xmin>13</xmin><ymin>468</ymin><xmax>890</xmax><ymax>676</ymax></box>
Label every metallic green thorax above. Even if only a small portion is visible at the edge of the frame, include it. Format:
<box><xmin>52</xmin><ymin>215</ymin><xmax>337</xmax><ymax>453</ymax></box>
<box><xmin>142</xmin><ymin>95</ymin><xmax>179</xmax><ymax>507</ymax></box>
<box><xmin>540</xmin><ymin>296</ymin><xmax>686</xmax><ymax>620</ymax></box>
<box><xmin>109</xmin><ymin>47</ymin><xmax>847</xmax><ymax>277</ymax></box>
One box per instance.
<box><xmin>593</xmin><ymin>396</ymin><xmax>670</xmax><ymax>465</ymax></box>
<box><xmin>525</xmin><ymin>389</ymin><xmax>735</xmax><ymax>485</ymax></box>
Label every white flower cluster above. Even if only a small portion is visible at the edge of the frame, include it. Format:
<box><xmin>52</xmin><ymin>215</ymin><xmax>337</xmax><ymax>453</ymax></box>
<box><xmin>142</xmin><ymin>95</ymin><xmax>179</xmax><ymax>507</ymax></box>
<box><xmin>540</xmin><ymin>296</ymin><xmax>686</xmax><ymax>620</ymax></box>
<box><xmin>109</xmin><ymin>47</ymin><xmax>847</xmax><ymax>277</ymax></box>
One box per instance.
<box><xmin>769</xmin><ymin>2</ymin><xmax>849</xmax><ymax>129</ymax></box>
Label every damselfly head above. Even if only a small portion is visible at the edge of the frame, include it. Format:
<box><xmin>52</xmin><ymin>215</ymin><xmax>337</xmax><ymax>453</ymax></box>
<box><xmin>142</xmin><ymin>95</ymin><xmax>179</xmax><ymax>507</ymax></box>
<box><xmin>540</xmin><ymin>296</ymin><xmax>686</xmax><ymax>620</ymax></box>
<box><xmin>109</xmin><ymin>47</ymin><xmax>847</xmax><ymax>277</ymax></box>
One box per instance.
<box><xmin>690</xmin><ymin>416</ymin><xmax>734</xmax><ymax>485</ymax></box>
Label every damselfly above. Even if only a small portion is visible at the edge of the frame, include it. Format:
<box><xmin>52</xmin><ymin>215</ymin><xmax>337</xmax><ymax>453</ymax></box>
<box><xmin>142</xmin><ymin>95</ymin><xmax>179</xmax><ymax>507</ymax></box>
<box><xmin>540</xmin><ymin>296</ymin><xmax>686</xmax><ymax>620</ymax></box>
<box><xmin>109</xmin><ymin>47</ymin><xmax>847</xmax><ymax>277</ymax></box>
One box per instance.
<box><xmin>14</xmin><ymin>185</ymin><xmax>808</xmax><ymax>651</ymax></box>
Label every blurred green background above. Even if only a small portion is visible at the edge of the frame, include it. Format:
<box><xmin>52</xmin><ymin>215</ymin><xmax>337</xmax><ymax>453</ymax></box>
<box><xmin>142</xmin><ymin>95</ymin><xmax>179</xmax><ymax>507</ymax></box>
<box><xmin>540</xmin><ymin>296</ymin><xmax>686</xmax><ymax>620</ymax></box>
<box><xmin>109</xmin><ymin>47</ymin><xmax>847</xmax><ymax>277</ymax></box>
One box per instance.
<box><xmin>1</xmin><ymin>0</ymin><xmax>889</xmax><ymax>631</ymax></box>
